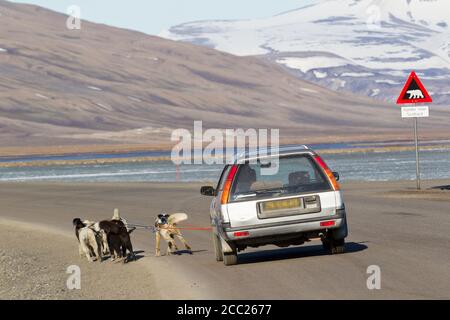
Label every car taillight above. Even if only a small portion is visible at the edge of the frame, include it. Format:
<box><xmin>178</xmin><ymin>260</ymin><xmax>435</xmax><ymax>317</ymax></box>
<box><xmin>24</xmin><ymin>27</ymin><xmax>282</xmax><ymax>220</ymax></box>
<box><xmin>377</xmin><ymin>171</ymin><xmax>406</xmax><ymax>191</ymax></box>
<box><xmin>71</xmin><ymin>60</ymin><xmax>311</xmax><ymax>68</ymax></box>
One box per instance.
<box><xmin>234</xmin><ymin>231</ymin><xmax>249</xmax><ymax>237</ymax></box>
<box><xmin>314</xmin><ymin>155</ymin><xmax>340</xmax><ymax>191</ymax></box>
<box><xmin>221</xmin><ymin>165</ymin><xmax>238</xmax><ymax>204</ymax></box>
<box><xmin>320</xmin><ymin>220</ymin><xmax>336</xmax><ymax>227</ymax></box>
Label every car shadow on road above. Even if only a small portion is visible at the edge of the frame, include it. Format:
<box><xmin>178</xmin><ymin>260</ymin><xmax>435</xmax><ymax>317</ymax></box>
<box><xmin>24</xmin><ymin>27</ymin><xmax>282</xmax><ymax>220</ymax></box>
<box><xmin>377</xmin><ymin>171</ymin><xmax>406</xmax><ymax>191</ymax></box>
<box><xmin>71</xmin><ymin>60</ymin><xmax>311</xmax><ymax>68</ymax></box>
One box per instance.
<box><xmin>237</xmin><ymin>242</ymin><xmax>368</xmax><ymax>265</ymax></box>
<box><xmin>430</xmin><ymin>185</ymin><xmax>450</xmax><ymax>190</ymax></box>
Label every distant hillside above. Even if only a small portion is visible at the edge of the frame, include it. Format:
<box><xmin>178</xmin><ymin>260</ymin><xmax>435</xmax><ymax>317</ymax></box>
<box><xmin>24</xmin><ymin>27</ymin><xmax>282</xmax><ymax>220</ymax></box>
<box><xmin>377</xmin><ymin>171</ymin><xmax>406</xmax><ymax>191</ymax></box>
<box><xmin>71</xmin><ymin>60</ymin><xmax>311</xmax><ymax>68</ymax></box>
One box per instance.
<box><xmin>0</xmin><ymin>0</ymin><xmax>449</xmax><ymax>153</ymax></box>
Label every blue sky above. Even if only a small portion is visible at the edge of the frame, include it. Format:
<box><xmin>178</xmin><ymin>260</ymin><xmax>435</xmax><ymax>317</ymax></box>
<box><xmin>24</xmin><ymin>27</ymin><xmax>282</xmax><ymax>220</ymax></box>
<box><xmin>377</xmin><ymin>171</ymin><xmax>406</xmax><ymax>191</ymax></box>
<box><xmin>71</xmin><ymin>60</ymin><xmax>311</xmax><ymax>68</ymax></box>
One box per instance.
<box><xmin>10</xmin><ymin>0</ymin><xmax>313</xmax><ymax>35</ymax></box>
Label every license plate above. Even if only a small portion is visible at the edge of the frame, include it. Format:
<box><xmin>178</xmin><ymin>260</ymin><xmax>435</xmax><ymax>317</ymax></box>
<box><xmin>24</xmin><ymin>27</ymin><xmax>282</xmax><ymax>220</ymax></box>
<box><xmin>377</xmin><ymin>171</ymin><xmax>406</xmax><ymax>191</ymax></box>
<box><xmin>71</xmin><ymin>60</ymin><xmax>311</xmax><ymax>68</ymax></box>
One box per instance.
<box><xmin>260</xmin><ymin>198</ymin><xmax>302</xmax><ymax>213</ymax></box>
<box><xmin>258</xmin><ymin>196</ymin><xmax>321</xmax><ymax>219</ymax></box>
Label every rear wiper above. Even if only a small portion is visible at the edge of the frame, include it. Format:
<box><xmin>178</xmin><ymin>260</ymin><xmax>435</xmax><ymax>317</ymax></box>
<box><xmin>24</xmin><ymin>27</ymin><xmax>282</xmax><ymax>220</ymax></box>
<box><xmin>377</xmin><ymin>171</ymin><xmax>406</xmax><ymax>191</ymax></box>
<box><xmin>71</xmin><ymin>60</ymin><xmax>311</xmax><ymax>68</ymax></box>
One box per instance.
<box><xmin>254</xmin><ymin>188</ymin><xmax>285</xmax><ymax>195</ymax></box>
<box><xmin>234</xmin><ymin>193</ymin><xmax>257</xmax><ymax>200</ymax></box>
<box><xmin>234</xmin><ymin>188</ymin><xmax>285</xmax><ymax>200</ymax></box>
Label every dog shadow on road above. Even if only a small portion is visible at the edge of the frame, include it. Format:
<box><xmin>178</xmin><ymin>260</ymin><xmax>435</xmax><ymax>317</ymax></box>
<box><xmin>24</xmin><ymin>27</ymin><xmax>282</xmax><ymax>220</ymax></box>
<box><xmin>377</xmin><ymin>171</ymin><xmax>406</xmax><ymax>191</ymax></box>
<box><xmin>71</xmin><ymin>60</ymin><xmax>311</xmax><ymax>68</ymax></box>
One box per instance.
<box><xmin>237</xmin><ymin>242</ymin><xmax>368</xmax><ymax>265</ymax></box>
<box><xmin>131</xmin><ymin>250</ymin><xmax>146</xmax><ymax>261</ymax></box>
<box><xmin>101</xmin><ymin>250</ymin><xmax>146</xmax><ymax>262</ymax></box>
<box><xmin>174</xmin><ymin>249</ymin><xmax>208</xmax><ymax>255</ymax></box>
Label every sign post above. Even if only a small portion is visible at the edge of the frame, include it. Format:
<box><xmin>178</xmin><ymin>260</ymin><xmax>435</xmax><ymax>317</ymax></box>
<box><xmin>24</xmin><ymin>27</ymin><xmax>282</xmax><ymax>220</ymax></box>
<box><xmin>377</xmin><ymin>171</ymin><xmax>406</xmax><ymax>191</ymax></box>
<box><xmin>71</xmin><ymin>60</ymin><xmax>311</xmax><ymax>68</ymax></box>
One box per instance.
<box><xmin>397</xmin><ymin>71</ymin><xmax>432</xmax><ymax>190</ymax></box>
<box><xmin>413</xmin><ymin>111</ymin><xmax>420</xmax><ymax>190</ymax></box>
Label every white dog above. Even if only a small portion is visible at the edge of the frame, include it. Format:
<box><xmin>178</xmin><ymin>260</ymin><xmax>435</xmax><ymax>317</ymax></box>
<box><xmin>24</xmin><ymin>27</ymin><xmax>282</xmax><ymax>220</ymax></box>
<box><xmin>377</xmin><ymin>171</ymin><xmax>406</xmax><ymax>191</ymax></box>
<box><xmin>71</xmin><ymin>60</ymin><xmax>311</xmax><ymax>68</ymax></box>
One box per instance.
<box><xmin>79</xmin><ymin>227</ymin><xmax>102</xmax><ymax>262</ymax></box>
<box><xmin>83</xmin><ymin>219</ymin><xmax>109</xmax><ymax>255</ymax></box>
<box><xmin>73</xmin><ymin>218</ymin><xmax>103</xmax><ymax>262</ymax></box>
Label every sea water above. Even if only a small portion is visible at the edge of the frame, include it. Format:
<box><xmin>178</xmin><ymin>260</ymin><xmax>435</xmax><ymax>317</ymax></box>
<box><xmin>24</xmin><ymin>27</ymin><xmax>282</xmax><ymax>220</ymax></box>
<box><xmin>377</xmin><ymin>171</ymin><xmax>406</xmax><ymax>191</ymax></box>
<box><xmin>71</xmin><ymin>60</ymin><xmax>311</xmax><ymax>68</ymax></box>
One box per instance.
<box><xmin>0</xmin><ymin>149</ymin><xmax>449</xmax><ymax>183</ymax></box>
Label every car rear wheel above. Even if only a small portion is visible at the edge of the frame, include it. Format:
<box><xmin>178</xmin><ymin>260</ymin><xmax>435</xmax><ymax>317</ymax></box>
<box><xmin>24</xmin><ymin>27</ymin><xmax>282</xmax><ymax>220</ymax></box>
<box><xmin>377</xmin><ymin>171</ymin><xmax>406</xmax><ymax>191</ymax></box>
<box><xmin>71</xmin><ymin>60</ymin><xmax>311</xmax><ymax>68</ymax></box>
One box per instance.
<box><xmin>223</xmin><ymin>252</ymin><xmax>238</xmax><ymax>266</ymax></box>
<box><xmin>330</xmin><ymin>239</ymin><xmax>345</xmax><ymax>254</ymax></box>
<box><xmin>322</xmin><ymin>234</ymin><xmax>345</xmax><ymax>254</ymax></box>
<box><xmin>212</xmin><ymin>233</ymin><xmax>223</xmax><ymax>262</ymax></box>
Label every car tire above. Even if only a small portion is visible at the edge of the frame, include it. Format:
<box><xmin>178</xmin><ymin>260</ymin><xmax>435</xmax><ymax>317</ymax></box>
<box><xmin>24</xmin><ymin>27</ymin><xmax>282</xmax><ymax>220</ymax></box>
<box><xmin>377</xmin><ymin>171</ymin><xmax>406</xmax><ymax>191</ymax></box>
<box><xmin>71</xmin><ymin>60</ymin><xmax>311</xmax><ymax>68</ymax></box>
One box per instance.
<box><xmin>213</xmin><ymin>233</ymin><xmax>223</xmax><ymax>262</ymax></box>
<box><xmin>223</xmin><ymin>252</ymin><xmax>238</xmax><ymax>266</ymax></box>
<box><xmin>330</xmin><ymin>239</ymin><xmax>345</xmax><ymax>254</ymax></box>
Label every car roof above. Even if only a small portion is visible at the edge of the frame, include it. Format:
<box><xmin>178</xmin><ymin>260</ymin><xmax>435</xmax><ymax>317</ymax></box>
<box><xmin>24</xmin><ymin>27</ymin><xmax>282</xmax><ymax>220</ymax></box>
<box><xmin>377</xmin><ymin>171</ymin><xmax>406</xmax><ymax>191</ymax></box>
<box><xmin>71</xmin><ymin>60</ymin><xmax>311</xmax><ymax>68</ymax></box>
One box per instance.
<box><xmin>233</xmin><ymin>145</ymin><xmax>315</xmax><ymax>163</ymax></box>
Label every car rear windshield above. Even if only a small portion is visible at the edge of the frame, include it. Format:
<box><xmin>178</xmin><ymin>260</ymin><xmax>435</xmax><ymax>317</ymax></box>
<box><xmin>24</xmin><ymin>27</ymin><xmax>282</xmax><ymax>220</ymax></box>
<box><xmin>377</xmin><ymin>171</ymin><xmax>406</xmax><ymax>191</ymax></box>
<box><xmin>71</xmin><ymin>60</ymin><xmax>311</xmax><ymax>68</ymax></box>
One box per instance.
<box><xmin>229</xmin><ymin>154</ymin><xmax>331</xmax><ymax>202</ymax></box>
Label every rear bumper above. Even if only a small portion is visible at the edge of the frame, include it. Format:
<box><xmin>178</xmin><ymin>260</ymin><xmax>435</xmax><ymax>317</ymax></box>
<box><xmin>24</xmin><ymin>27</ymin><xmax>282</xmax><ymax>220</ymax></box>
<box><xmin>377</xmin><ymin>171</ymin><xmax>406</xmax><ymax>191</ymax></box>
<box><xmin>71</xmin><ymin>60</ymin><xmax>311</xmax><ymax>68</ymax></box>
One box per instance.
<box><xmin>221</xmin><ymin>211</ymin><xmax>346</xmax><ymax>241</ymax></box>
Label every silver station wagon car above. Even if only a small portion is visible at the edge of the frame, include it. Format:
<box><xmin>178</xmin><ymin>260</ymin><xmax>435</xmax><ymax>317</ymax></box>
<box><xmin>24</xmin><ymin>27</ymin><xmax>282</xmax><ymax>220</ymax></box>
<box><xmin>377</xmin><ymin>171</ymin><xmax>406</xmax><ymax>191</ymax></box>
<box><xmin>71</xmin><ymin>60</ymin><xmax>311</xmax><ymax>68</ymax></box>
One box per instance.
<box><xmin>201</xmin><ymin>145</ymin><xmax>348</xmax><ymax>266</ymax></box>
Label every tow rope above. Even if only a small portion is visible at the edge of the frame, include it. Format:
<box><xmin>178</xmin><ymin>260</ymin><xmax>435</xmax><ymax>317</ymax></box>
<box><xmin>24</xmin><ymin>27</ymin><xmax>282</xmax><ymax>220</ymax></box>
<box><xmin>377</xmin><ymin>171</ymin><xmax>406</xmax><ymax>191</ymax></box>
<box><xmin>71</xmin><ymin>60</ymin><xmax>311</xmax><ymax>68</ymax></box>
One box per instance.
<box><xmin>125</xmin><ymin>221</ymin><xmax>212</xmax><ymax>233</ymax></box>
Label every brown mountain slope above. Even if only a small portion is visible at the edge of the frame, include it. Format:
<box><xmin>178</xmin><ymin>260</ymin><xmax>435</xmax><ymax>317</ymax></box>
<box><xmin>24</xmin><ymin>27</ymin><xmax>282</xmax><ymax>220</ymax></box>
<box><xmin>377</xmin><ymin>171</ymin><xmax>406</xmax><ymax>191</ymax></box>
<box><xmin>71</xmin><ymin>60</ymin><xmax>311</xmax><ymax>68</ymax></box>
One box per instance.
<box><xmin>0</xmin><ymin>1</ymin><xmax>448</xmax><ymax>152</ymax></box>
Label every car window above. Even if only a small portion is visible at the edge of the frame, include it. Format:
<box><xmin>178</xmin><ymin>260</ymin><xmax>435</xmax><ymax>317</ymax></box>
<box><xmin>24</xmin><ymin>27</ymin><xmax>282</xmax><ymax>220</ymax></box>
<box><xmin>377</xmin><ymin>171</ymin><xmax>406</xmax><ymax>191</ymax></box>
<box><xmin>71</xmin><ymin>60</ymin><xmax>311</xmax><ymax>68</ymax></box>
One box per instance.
<box><xmin>230</xmin><ymin>155</ymin><xmax>331</xmax><ymax>201</ymax></box>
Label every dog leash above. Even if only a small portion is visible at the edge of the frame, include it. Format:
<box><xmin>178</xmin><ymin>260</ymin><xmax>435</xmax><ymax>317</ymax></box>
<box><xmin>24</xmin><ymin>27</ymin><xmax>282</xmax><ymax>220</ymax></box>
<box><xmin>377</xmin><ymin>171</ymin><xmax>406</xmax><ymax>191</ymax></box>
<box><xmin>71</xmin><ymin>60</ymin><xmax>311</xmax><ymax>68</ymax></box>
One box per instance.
<box><xmin>125</xmin><ymin>223</ymin><xmax>157</xmax><ymax>233</ymax></box>
<box><xmin>125</xmin><ymin>222</ymin><xmax>212</xmax><ymax>233</ymax></box>
<box><xmin>161</xmin><ymin>225</ymin><xmax>213</xmax><ymax>231</ymax></box>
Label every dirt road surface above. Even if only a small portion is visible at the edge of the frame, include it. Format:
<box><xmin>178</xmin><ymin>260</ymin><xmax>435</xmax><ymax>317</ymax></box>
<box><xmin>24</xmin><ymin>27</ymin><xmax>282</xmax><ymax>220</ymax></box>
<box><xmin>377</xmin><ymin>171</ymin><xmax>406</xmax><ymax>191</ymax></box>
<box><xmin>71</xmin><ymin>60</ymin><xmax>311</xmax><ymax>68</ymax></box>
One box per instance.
<box><xmin>1</xmin><ymin>180</ymin><xmax>449</xmax><ymax>299</ymax></box>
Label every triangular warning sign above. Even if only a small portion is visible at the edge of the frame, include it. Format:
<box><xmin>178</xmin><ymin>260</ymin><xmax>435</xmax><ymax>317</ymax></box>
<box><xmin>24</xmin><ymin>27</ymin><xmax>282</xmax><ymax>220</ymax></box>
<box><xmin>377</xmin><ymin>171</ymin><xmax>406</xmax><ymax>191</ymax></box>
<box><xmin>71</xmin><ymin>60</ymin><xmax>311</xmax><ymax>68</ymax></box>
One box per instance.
<box><xmin>397</xmin><ymin>71</ymin><xmax>432</xmax><ymax>104</ymax></box>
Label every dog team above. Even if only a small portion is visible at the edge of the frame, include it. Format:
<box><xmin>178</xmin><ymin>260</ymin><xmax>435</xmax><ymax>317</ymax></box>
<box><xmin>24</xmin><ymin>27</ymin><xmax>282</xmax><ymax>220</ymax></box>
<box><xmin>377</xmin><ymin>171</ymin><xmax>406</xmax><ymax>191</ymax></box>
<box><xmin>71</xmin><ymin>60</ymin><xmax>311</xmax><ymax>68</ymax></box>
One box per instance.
<box><xmin>73</xmin><ymin>209</ymin><xmax>192</xmax><ymax>263</ymax></box>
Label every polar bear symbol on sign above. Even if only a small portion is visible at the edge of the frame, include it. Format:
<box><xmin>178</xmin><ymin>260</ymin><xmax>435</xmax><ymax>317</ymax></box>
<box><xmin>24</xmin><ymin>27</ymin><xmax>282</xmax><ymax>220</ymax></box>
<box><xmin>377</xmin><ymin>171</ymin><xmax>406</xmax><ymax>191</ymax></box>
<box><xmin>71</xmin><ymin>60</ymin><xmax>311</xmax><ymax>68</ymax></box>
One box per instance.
<box><xmin>407</xmin><ymin>89</ymin><xmax>424</xmax><ymax>99</ymax></box>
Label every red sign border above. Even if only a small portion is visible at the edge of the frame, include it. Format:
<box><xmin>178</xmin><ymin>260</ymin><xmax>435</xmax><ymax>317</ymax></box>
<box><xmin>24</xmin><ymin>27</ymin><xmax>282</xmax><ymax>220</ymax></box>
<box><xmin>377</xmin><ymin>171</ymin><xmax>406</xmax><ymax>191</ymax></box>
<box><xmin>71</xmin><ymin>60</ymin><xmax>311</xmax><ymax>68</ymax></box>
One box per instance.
<box><xmin>396</xmin><ymin>71</ymin><xmax>432</xmax><ymax>105</ymax></box>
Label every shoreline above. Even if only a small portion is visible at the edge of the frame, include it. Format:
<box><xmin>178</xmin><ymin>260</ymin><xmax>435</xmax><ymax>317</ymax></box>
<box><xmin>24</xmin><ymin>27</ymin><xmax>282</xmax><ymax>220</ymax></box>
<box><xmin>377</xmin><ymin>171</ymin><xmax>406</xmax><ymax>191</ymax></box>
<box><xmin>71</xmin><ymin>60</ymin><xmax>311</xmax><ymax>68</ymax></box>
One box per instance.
<box><xmin>1</xmin><ymin>144</ymin><xmax>450</xmax><ymax>168</ymax></box>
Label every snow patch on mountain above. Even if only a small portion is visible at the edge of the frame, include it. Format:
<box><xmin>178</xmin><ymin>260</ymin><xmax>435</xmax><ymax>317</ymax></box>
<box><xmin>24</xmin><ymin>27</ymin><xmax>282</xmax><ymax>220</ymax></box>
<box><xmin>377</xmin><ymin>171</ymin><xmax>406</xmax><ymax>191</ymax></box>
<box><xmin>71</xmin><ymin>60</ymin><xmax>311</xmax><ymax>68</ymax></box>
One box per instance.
<box><xmin>87</xmin><ymin>86</ymin><xmax>102</xmax><ymax>91</ymax></box>
<box><xmin>341</xmin><ymin>72</ymin><xmax>374</xmax><ymax>77</ymax></box>
<box><xmin>162</xmin><ymin>0</ymin><xmax>450</xmax><ymax>105</ymax></box>
<box><xmin>300</xmin><ymin>87</ymin><xmax>319</xmax><ymax>94</ymax></box>
<box><xmin>35</xmin><ymin>93</ymin><xmax>49</xmax><ymax>100</ymax></box>
<box><xmin>375</xmin><ymin>79</ymin><xmax>401</xmax><ymax>85</ymax></box>
<box><xmin>277</xmin><ymin>56</ymin><xmax>349</xmax><ymax>73</ymax></box>
<box><xmin>313</xmin><ymin>71</ymin><xmax>328</xmax><ymax>79</ymax></box>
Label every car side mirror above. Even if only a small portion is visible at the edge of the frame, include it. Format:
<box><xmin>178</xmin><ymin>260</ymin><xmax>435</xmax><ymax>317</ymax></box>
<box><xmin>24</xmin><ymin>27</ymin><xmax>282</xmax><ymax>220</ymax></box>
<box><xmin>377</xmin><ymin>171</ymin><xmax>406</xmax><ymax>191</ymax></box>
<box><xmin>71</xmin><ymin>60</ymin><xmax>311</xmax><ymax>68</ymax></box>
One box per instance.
<box><xmin>333</xmin><ymin>172</ymin><xmax>340</xmax><ymax>181</ymax></box>
<box><xmin>200</xmin><ymin>186</ymin><xmax>216</xmax><ymax>196</ymax></box>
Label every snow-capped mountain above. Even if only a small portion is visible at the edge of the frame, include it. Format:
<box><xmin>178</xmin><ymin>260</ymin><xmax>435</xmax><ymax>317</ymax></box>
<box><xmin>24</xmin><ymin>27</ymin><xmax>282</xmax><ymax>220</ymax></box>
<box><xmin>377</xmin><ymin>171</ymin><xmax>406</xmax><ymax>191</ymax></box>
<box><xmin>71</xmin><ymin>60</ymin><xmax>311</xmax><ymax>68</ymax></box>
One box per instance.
<box><xmin>161</xmin><ymin>0</ymin><xmax>450</xmax><ymax>105</ymax></box>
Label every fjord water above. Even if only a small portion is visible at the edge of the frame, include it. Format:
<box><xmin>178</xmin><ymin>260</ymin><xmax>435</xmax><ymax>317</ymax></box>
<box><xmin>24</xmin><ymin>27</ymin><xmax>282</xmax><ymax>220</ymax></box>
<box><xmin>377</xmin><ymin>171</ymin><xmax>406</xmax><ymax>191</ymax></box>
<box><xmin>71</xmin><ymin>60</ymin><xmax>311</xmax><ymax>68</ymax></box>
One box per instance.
<box><xmin>0</xmin><ymin>149</ymin><xmax>449</xmax><ymax>183</ymax></box>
